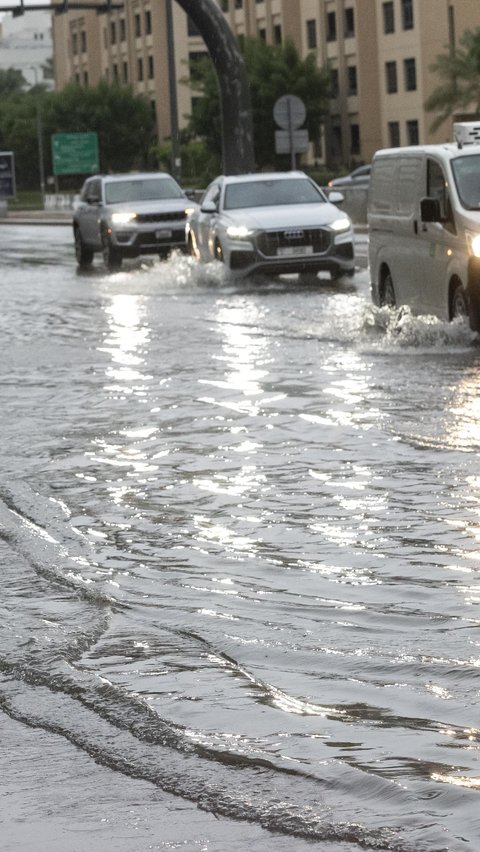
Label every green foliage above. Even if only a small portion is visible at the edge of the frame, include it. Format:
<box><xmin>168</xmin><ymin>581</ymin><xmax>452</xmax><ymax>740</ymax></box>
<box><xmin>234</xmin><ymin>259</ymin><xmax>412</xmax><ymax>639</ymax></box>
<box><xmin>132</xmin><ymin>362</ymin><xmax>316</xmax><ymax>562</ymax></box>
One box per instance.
<box><xmin>184</xmin><ymin>36</ymin><xmax>331</xmax><ymax>170</ymax></box>
<box><xmin>0</xmin><ymin>68</ymin><xmax>26</xmax><ymax>97</ymax></box>
<box><xmin>151</xmin><ymin>138</ymin><xmax>215</xmax><ymax>187</ymax></box>
<box><xmin>43</xmin><ymin>81</ymin><xmax>155</xmax><ymax>173</ymax></box>
<box><xmin>0</xmin><ymin>81</ymin><xmax>156</xmax><ymax>190</ymax></box>
<box><xmin>426</xmin><ymin>27</ymin><xmax>480</xmax><ymax>131</ymax></box>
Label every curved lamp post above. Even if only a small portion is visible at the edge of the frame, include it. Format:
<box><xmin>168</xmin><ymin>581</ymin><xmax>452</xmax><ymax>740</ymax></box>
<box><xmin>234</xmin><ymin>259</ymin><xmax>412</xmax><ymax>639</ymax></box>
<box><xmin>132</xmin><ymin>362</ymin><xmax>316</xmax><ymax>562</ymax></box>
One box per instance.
<box><xmin>172</xmin><ymin>0</ymin><xmax>255</xmax><ymax>175</ymax></box>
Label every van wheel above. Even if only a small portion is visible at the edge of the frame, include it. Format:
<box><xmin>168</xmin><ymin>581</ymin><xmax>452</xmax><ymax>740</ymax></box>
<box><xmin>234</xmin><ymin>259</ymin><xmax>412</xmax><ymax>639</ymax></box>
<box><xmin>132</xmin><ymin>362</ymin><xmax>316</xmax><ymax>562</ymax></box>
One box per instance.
<box><xmin>450</xmin><ymin>282</ymin><xmax>468</xmax><ymax>320</ymax></box>
<box><xmin>382</xmin><ymin>271</ymin><xmax>396</xmax><ymax>307</ymax></box>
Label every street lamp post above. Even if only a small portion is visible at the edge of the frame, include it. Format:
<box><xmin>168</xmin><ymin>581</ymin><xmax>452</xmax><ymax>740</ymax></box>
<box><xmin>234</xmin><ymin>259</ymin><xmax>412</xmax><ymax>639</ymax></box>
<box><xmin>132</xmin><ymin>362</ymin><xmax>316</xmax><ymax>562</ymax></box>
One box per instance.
<box><xmin>166</xmin><ymin>0</ymin><xmax>181</xmax><ymax>182</ymax></box>
<box><xmin>27</xmin><ymin>66</ymin><xmax>46</xmax><ymax>208</ymax></box>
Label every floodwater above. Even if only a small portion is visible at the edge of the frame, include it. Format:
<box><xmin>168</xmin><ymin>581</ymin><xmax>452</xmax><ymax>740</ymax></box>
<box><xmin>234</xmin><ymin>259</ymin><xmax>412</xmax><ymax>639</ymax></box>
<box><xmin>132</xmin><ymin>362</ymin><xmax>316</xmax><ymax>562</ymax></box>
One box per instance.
<box><xmin>1</xmin><ymin>225</ymin><xmax>480</xmax><ymax>852</ymax></box>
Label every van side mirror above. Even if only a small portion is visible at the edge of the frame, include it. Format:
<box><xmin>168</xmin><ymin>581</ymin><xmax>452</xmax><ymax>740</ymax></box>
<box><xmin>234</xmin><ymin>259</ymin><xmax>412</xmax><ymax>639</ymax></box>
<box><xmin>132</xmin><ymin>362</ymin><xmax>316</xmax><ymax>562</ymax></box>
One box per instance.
<box><xmin>420</xmin><ymin>197</ymin><xmax>441</xmax><ymax>222</ymax></box>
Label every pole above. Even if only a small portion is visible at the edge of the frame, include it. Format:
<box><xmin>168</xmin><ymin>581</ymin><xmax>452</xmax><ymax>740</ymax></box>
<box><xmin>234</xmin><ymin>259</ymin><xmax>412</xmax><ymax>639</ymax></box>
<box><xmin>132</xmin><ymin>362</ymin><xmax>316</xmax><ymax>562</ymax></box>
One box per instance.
<box><xmin>166</xmin><ymin>0</ymin><xmax>181</xmax><ymax>182</ymax></box>
<box><xmin>36</xmin><ymin>103</ymin><xmax>46</xmax><ymax>208</ymax></box>
<box><xmin>288</xmin><ymin>98</ymin><xmax>295</xmax><ymax>170</ymax></box>
<box><xmin>28</xmin><ymin>65</ymin><xmax>46</xmax><ymax>208</ymax></box>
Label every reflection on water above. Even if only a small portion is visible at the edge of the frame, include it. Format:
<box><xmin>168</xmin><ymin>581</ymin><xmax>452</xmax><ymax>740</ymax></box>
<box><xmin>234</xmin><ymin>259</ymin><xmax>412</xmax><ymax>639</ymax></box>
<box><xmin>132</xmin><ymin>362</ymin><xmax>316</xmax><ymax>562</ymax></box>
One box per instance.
<box><xmin>1</xmin><ymin>247</ymin><xmax>480</xmax><ymax>849</ymax></box>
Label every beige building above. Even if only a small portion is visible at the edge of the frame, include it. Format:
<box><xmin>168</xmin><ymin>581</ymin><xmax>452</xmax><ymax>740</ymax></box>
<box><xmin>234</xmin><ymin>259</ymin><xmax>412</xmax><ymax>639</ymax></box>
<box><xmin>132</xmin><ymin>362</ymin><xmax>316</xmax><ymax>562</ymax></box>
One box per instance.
<box><xmin>52</xmin><ymin>0</ymin><xmax>480</xmax><ymax>169</ymax></box>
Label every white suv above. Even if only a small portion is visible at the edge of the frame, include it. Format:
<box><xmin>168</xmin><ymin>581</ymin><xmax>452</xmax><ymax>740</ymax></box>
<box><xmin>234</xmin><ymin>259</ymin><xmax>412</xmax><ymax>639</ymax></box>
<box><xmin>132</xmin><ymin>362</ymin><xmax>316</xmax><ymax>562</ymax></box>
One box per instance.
<box><xmin>73</xmin><ymin>172</ymin><xmax>197</xmax><ymax>270</ymax></box>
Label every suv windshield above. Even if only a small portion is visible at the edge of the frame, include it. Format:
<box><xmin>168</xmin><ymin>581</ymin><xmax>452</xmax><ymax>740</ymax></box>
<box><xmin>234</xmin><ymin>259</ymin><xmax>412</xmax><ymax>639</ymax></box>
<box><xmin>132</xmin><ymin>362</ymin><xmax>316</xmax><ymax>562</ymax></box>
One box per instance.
<box><xmin>451</xmin><ymin>154</ymin><xmax>480</xmax><ymax>210</ymax></box>
<box><xmin>105</xmin><ymin>177</ymin><xmax>184</xmax><ymax>204</ymax></box>
<box><xmin>224</xmin><ymin>178</ymin><xmax>325</xmax><ymax>210</ymax></box>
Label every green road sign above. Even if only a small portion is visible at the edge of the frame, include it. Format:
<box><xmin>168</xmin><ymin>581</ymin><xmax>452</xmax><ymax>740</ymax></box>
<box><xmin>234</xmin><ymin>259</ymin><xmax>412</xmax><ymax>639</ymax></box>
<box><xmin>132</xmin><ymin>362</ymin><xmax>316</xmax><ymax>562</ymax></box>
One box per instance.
<box><xmin>51</xmin><ymin>132</ymin><xmax>99</xmax><ymax>176</ymax></box>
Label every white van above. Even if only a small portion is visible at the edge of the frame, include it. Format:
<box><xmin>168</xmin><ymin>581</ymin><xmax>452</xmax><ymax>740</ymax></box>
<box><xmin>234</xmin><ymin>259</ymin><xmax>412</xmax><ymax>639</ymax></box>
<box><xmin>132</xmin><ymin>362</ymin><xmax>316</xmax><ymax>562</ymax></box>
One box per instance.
<box><xmin>368</xmin><ymin>123</ymin><xmax>480</xmax><ymax>330</ymax></box>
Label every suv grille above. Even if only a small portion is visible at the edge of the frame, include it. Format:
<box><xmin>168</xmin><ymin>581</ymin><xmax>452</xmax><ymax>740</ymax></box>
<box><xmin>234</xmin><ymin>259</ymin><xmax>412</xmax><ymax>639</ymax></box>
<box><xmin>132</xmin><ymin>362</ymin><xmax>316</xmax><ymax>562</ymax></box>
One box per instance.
<box><xmin>256</xmin><ymin>228</ymin><xmax>331</xmax><ymax>256</ymax></box>
<box><xmin>136</xmin><ymin>211</ymin><xmax>187</xmax><ymax>224</ymax></box>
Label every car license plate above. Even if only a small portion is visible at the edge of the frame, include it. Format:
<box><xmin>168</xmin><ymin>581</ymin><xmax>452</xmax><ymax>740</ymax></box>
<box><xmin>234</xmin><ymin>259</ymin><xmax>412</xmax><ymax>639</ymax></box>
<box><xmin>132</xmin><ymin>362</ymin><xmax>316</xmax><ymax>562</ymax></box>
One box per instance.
<box><xmin>155</xmin><ymin>229</ymin><xmax>172</xmax><ymax>239</ymax></box>
<box><xmin>277</xmin><ymin>245</ymin><xmax>313</xmax><ymax>256</ymax></box>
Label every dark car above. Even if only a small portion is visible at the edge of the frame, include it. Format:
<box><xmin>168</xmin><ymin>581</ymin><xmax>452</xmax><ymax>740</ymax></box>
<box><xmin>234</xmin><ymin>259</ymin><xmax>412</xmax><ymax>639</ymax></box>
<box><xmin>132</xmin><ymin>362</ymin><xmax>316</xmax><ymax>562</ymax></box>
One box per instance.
<box><xmin>328</xmin><ymin>164</ymin><xmax>371</xmax><ymax>188</ymax></box>
<box><xmin>73</xmin><ymin>172</ymin><xmax>198</xmax><ymax>270</ymax></box>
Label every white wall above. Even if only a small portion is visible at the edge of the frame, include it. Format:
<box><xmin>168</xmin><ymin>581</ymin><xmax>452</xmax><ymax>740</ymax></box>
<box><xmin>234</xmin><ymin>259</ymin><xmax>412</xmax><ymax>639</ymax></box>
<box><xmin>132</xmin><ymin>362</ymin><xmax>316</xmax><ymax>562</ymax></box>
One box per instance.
<box><xmin>0</xmin><ymin>9</ymin><xmax>54</xmax><ymax>89</ymax></box>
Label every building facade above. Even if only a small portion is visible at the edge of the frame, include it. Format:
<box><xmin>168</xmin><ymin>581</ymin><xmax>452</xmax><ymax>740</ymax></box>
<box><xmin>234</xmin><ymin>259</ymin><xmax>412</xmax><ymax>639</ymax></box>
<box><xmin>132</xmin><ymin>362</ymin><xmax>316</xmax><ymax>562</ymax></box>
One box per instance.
<box><xmin>51</xmin><ymin>0</ymin><xmax>480</xmax><ymax>169</ymax></box>
<box><xmin>0</xmin><ymin>9</ymin><xmax>53</xmax><ymax>89</ymax></box>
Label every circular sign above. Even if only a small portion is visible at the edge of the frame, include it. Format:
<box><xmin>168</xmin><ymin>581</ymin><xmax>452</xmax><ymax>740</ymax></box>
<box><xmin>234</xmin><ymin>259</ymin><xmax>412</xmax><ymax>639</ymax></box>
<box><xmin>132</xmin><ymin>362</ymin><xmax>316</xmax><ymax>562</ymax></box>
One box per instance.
<box><xmin>273</xmin><ymin>95</ymin><xmax>306</xmax><ymax>130</ymax></box>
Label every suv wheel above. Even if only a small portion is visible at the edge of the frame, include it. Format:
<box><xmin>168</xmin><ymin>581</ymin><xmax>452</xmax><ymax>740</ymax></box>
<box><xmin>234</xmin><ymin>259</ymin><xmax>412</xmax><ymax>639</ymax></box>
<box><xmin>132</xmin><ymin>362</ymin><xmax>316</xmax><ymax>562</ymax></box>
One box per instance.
<box><xmin>102</xmin><ymin>230</ymin><xmax>122</xmax><ymax>271</ymax></box>
<box><xmin>74</xmin><ymin>228</ymin><xmax>94</xmax><ymax>267</ymax></box>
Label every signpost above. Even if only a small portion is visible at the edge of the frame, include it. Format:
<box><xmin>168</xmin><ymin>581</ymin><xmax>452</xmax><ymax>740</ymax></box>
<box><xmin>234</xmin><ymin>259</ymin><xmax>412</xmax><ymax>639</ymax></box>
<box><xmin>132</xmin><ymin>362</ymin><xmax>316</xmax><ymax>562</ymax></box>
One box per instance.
<box><xmin>273</xmin><ymin>94</ymin><xmax>309</xmax><ymax>168</ymax></box>
<box><xmin>0</xmin><ymin>151</ymin><xmax>16</xmax><ymax>198</ymax></box>
<box><xmin>51</xmin><ymin>132</ymin><xmax>100</xmax><ymax>176</ymax></box>
<box><xmin>0</xmin><ymin>151</ymin><xmax>15</xmax><ymax>218</ymax></box>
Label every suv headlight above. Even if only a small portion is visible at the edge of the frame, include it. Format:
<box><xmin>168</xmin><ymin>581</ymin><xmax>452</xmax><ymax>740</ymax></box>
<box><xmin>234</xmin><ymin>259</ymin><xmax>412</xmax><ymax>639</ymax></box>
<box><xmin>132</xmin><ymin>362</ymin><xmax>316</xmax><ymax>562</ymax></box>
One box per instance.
<box><xmin>226</xmin><ymin>225</ymin><xmax>255</xmax><ymax>239</ymax></box>
<box><xmin>466</xmin><ymin>231</ymin><xmax>480</xmax><ymax>258</ymax></box>
<box><xmin>111</xmin><ymin>211</ymin><xmax>137</xmax><ymax>224</ymax></box>
<box><xmin>330</xmin><ymin>217</ymin><xmax>351</xmax><ymax>233</ymax></box>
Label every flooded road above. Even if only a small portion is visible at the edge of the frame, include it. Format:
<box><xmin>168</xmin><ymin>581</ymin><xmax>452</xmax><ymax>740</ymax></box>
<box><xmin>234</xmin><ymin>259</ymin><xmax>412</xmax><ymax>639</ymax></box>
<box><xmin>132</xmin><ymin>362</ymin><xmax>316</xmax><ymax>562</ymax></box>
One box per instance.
<box><xmin>1</xmin><ymin>224</ymin><xmax>480</xmax><ymax>851</ymax></box>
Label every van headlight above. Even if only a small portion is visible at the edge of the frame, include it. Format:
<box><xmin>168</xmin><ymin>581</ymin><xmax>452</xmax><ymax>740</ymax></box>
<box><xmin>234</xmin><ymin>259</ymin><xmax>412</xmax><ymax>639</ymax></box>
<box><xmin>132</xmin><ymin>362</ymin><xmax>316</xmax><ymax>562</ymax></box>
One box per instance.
<box><xmin>226</xmin><ymin>225</ymin><xmax>254</xmax><ymax>239</ymax></box>
<box><xmin>330</xmin><ymin>217</ymin><xmax>351</xmax><ymax>232</ymax></box>
<box><xmin>467</xmin><ymin>231</ymin><xmax>480</xmax><ymax>258</ymax></box>
<box><xmin>111</xmin><ymin>211</ymin><xmax>137</xmax><ymax>224</ymax></box>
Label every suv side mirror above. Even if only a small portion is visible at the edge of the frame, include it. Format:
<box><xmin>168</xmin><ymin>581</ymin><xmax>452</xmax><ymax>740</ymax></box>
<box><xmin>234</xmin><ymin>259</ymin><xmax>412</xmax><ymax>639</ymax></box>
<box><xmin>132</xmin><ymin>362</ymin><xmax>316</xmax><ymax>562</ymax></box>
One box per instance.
<box><xmin>328</xmin><ymin>190</ymin><xmax>344</xmax><ymax>205</ymax></box>
<box><xmin>420</xmin><ymin>197</ymin><xmax>441</xmax><ymax>222</ymax></box>
<box><xmin>201</xmin><ymin>200</ymin><xmax>217</xmax><ymax>213</ymax></box>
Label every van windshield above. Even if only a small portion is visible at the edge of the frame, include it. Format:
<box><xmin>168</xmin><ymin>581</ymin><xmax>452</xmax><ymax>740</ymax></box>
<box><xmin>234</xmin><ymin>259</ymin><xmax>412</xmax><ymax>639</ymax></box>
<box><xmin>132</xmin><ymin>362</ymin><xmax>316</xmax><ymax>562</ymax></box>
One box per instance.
<box><xmin>451</xmin><ymin>154</ymin><xmax>480</xmax><ymax>210</ymax></box>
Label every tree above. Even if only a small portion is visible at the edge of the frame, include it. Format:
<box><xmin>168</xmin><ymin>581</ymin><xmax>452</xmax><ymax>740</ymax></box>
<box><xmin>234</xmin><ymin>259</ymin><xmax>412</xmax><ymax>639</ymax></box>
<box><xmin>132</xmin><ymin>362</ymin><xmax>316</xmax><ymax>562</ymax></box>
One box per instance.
<box><xmin>426</xmin><ymin>27</ymin><xmax>480</xmax><ymax>132</ymax></box>
<box><xmin>0</xmin><ymin>68</ymin><xmax>27</xmax><ymax>97</ymax></box>
<box><xmin>185</xmin><ymin>37</ymin><xmax>331</xmax><ymax>172</ymax></box>
<box><xmin>0</xmin><ymin>81</ymin><xmax>157</xmax><ymax>190</ymax></box>
<box><xmin>44</xmin><ymin>81</ymin><xmax>155</xmax><ymax>173</ymax></box>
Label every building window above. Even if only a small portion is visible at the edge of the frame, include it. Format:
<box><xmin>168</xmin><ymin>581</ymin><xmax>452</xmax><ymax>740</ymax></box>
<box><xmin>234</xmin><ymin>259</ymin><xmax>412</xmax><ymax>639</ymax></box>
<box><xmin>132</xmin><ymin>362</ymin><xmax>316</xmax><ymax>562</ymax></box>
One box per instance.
<box><xmin>148</xmin><ymin>55</ymin><xmax>154</xmax><ymax>79</ymax></box>
<box><xmin>329</xmin><ymin>68</ymin><xmax>339</xmax><ymax>98</ymax></box>
<box><xmin>258</xmin><ymin>28</ymin><xmax>266</xmax><ymax>41</ymax></box>
<box><xmin>120</xmin><ymin>18</ymin><xmax>126</xmax><ymax>41</ymax></box>
<box><xmin>404</xmin><ymin>57</ymin><xmax>417</xmax><ymax>91</ymax></box>
<box><xmin>84</xmin><ymin>70</ymin><xmax>88</xmax><ymax>86</ymax></box>
<box><xmin>332</xmin><ymin>125</ymin><xmax>342</xmax><ymax>155</ymax></box>
<box><xmin>326</xmin><ymin>11</ymin><xmax>336</xmax><ymax>41</ymax></box>
<box><xmin>112</xmin><ymin>63</ymin><xmax>118</xmax><ymax>81</ymax></box>
<box><xmin>401</xmin><ymin>0</ymin><xmax>414</xmax><ymax>30</ymax></box>
<box><xmin>406</xmin><ymin>119</ymin><xmax>419</xmax><ymax>145</ymax></box>
<box><xmin>72</xmin><ymin>32</ymin><xmax>77</xmax><ymax>54</ymax></box>
<box><xmin>189</xmin><ymin>50</ymin><xmax>209</xmax><ymax>73</ymax></box>
<box><xmin>383</xmin><ymin>1</ymin><xmax>395</xmax><ymax>33</ymax></box>
<box><xmin>306</xmin><ymin>19</ymin><xmax>317</xmax><ymax>50</ymax></box>
<box><xmin>385</xmin><ymin>61</ymin><xmax>397</xmax><ymax>93</ymax></box>
<box><xmin>145</xmin><ymin>10</ymin><xmax>152</xmax><ymax>35</ymax></box>
<box><xmin>110</xmin><ymin>21</ymin><xmax>116</xmax><ymax>44</ymax></box>
<box><xmin>344</xmin><ymin>8</ymin><xmax>354</xmax><ymax>38</ymax></box>
<box><xmin>347</xmin><ymin>65</ymin><xmax>357</xmax><ymax>96</ymax></box>
<box><xmin>274</xmin><ymin>24</ymin><xmax>282</xmax><ymax>44</ymax></box>
<box><xmin>350</xmin><ymin>124</ymin><xmax>360</xmax><ymax>155</ymax></box>
<box><xmin>135</xmin><ymin>13</ymin><xmax>141</xmax><ymax>37</ymax></box>
<box><xmin>388</xmin><ymin>121</ymin><xmax>400</xmax><ymax>146</ymax></box>
<box><xmin>80</xmin><ymin>30</ymin><xmax>86</xmax><ymax>52</ymax></box>
<box><xmin>123</xmin><ymin>61</ymin><xmax>128</xmax><ymax>82</ymax></box>
<box><xmin>220</xmin><ymin>0</ymin><xmax>229</xmax><ymax>10</ymax></box>
<box><xmin>235</xmin><ymin>0</ymin><xmax>243</xmax><ymax>7</ymax></box>
<box><xmin>138</xmin><ymin>57</ymin><xmax>144</xmax><ymax>81</ymax></box>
